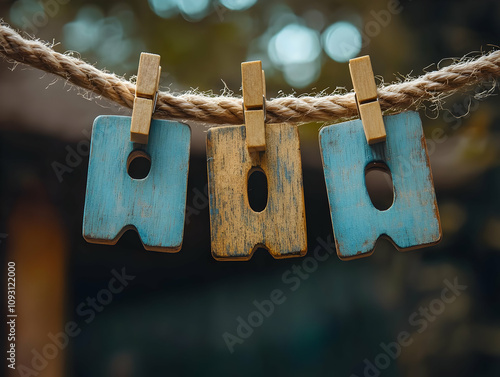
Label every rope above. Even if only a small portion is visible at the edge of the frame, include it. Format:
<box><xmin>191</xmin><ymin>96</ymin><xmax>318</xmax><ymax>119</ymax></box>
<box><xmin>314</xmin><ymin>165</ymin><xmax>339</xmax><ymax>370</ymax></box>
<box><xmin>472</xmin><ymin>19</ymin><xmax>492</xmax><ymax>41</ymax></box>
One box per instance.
<box><xmin>0</xmin><ymin>22</ymin><xmax>499</xmax><ymax>125</ymax></box>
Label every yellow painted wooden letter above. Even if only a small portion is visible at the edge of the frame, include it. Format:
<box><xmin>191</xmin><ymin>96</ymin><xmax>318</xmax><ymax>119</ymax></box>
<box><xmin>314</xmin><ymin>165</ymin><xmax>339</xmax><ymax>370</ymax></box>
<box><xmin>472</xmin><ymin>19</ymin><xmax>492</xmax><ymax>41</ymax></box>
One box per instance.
<box><xmin>206</xmin><ymin>123</ymin><xmax>307</xmax><ymax>260</ymax></box>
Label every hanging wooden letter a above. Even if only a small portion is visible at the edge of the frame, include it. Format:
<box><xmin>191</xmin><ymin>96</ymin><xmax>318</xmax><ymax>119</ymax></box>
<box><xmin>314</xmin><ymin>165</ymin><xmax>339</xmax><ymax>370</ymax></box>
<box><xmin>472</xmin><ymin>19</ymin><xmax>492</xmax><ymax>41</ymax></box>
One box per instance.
<box><xmin>207</xmin><ymin>124</ymin><xmax>307</xmax><ymax>260</ymax></box>
<box><xmin>319</xmin><ymin>111</ymin><xmax>441</xmax><ymax>260</ymax></box>
<box><xmin>83</xmin><ymin>116</ymin><xmax>191</xmax><ymax>252</ymax></box>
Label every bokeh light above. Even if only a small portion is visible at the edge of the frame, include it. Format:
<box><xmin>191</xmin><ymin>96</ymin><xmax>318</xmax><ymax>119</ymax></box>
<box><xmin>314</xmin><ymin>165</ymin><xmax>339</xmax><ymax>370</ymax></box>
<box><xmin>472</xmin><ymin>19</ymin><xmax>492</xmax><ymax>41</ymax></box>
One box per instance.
<box><xmin>177</xmin><ymin>0</ymin><xmax>210</xmax><ymax>20</ymax></box>
<box><xmin>220</xmin><ymin>0</ymin><xmax>257</xmax><ymax>11</ymax></box>
<box><xmin>9</xmin><ymin>0</ymin><xmax>44</xmax><ymax>28</ymax></box>
<box><xmin>148</xmin><ymin>0</ymin><xmax>211</xmax><ymax>20</ymax></box>
<box><xmin>268</xmin><ymin>4</ymin><xmax>299</xmax><ymax>31</ymax></box>
<box><xmin>63</xmin><ymin>5</ymin><xmax>142</xmax><ymax>69</ymax></box>
<box><xmin>63</xmin><ymin>6</ymin><xmax>103</xmax><ymax>52</ymax></box>
<box><xmin>322</xmin><ymin>21</ymin><xmax>362</xmax><ymax>62</ymax></box>
<box><xmin>283</xmin><ymin>60</ymin><xmax>321</xmax><ymax>88</ymax></box>
<box><xmin>148</xmin><ymin>0</ymin><xmax>178</xmax><ymax>19</ymax></box>
<box><xmin>267</xmin><ymin>23</ymin><xmax>321</xmax><ymax>87</ymax></box>
<box><xmin>268</xmin><ymin>24</ymin><xmax>321</xmax><ymax>66</ymax></box>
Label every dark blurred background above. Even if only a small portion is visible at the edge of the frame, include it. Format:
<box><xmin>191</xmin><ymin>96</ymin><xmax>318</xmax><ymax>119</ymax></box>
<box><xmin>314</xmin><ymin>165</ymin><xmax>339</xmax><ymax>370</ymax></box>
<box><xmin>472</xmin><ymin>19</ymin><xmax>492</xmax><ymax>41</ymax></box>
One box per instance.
<box><xmin>1</xmin><ymin>0</ymin><xmax>500</xmax><ymax>376</ymax></box>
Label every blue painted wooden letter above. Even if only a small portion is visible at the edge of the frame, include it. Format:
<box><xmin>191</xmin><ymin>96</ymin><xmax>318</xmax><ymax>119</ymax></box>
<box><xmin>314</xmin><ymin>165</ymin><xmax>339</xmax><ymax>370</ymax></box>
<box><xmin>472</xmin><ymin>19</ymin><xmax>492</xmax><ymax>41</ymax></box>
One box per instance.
<box><xmin>319</xmin><ymin>111</ymin><xmax>441</xmax><ymax>259</ymax></box>
<box><xmin>83</xmin><ymin>116</ymin><xmax>191</xmax><ymax>252</ymax></box>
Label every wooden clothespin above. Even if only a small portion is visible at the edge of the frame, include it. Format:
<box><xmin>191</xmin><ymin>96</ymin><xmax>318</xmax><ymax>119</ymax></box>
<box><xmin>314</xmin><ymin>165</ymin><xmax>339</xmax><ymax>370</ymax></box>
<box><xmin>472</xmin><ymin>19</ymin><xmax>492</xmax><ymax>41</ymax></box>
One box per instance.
<box><xmin>206</xmin><ymin>60</ymin><xmax>306</xmax><ymax>260</ymax></box>
<box><xmin>349</xmin><ymin>55</ymin><xmax>386</xmax><ymax>144</ymax></box>
<box><xmin>130</xmin><ymin>52</ymin><xmax>161</xmax><ymax>144</ymax></box>
<box><xmin>241</xmin><ymin>61</ymin><xmax>266</xmax><ymax>152</ymax></box>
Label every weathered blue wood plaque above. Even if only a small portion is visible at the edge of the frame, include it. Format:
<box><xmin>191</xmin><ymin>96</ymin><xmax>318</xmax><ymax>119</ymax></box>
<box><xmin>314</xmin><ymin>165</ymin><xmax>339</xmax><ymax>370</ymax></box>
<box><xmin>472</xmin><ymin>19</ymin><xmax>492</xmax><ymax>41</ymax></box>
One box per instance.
<box><xmin>319</xmin><ymin>111</ymin><xmax>441</xmax><ymax>260</ymax></box>
<box><xmin>207</xmin><ymin>123</ymin><xmax>307</xmax><ymax>260</ymax></box>
<box><xmin>83</xmin><ymin>116</ymin><xmax>191</xmax><ymax>252</ymax></box>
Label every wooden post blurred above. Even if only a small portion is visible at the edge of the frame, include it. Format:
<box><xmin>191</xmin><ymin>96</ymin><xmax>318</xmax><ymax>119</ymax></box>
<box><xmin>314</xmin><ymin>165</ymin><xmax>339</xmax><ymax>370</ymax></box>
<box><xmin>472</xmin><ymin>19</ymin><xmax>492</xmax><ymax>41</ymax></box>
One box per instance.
<box><xmin>7</xmin><ymin>186</ymin><xmax>67</xmax><ymax>377</ymax></box>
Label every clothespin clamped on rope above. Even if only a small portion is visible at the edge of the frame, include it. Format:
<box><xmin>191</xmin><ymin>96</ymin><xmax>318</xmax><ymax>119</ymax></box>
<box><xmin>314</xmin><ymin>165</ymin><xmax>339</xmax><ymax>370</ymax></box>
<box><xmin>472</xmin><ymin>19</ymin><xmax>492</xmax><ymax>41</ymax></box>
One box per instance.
<box><xmin>241</xmin><ymin>61</ymin><xmax>266</xmax><ymax>152</ymax></box>
<box><xmin>319</xmin><ymin>55</ymin><xmax>441</xmax><ymax>260</ymax></box>
<box><xmin>83</xmin><ymin>51</ymin><xmax>191</xmax><ymax>252</ymax></box>
<box><xmin>349</xmin><ymin>55</ymin><xmax>386</xmax><ymax>145</ymax></box>
<box><xmin>206</xmin><ymin>60</ymin><xmax>307</xmax><ymax>260</ymax></box>
<box><xmin>130</xmin><ymin>53</ymin><xmax>161</xmax><ymax>144</ymax></box>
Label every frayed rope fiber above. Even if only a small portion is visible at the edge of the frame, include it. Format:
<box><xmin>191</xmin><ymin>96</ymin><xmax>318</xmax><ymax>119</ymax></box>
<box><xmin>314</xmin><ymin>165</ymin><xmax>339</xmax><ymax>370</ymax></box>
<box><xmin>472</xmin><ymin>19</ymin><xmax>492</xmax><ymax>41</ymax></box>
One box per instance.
<box><xmin>0</xmin><ymin>22</ymin><xmax>499</xmax><ymax>125</ymax></box>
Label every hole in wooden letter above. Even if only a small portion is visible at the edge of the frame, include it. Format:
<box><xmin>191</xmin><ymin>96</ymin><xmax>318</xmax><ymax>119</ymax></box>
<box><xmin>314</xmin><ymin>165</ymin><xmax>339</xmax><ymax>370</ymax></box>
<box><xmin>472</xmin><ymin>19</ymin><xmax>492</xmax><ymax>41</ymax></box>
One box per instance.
<box><xmin>364</xmin><ymin>161</ymin><xmax>394</xmax><ymax>211</ymax></box>
<box><xmin>247</xmin><ymin>167</ymin><xmax>268</xmax><ymax>213</ymax></box>
<box><xmin>127</xmin><ymin>150</ymin><xmax>151</xmax><ymax>180</ymax></box>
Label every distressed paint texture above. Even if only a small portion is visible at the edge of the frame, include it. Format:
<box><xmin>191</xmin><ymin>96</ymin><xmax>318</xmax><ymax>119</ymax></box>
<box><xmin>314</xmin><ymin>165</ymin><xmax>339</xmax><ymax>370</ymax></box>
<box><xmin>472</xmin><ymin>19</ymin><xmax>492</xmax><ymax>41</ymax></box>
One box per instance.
<box><xmin>207</xmin><ymin>123</ymin><xmax>307</xmax><ymax>260</ymax></box>
<box><xmin>319</xmin><ymin>111</ymin><xmax>441</xmax><ymax>260</ymax></box>
<box><xmin>83</xmin><ymin>115</ymin><xmax>191</xmax><ymax>252</ymax></box>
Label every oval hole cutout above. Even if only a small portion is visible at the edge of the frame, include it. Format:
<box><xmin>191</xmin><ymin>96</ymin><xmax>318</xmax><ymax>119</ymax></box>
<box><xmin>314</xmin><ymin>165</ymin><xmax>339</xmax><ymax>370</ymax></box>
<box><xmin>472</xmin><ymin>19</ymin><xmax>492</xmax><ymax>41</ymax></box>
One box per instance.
<box><xmin>365</xmin><ymin>161</ymin><xmax>394</xmax><ymax>211</ymax></box>
<box><xmin>127</xmin><ymin>150</ymin><xmax>151</xmax><ymax>179</ymax></box>
<box><xmin>247</xmin><ymin>167</ymin><xmax>268</xmax><ymax>213</ymax></box>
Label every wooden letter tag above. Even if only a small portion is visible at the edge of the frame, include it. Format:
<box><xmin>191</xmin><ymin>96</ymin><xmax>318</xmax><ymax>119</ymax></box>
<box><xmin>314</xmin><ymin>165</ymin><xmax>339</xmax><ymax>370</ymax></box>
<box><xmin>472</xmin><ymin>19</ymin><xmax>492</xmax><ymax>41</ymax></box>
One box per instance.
<box><xmin>319</xmin><ymin>111</ymin><xmax>441</xmax><ymax>260</ymax></box>
<box><xmin>206</xmin><ymin>124</ymin><xmax>307</xmax><ymax>260</ymax></box>
<box><xmin>83</xmin><ymin>116</ymin><xmax>191</xmax><ymax>252</ymax></box>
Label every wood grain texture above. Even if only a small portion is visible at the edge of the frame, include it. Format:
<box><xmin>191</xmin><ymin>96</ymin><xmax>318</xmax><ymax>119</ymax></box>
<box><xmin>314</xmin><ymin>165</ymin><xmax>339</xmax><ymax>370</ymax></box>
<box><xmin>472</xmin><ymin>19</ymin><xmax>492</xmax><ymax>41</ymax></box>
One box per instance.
<box><xmin>242</xmin><ymin>61</ymin><xmax>266</xmax><ymax>152</ymax></box>
<box><xmin>319</xmin><ymin>111</ymin><xmax>441</xmax><ymax>260</ymax></box>
<box><xmin>207</xmin><ymin>123</ymin><xmax>307</xmax><ymax>260</ymax></box>
<box><xmin>350</xmin><ymin>55</ymin><xmax>386</xmax><ymax>144</ymax></box>
<box><xmin>135</xmin><ymin>53</ymin><xmax>161</xmax><ymax>98</ymax></box>
<box><xmin>349</xmin><ymin>56</ymin><xmax>378</xmax><ymax>102</ymax></box>
<box><xmin>245</xmin><ymin>109</ymin><xmax>266</xmax><ymax>152</ymax></box>
<box><xmin>359</xmin><ymin>101</ymin><xmax>386</xmax><ymax>144</ymax></box>
<box><xmin>83</xmin><ymin>115</ymin><xmax>191</xmax><ymax>252</ymax></box>
<box><xmin>261</xmin><ymin>70</ymin><xmax>266</xmax><ymax>97</ymax></box>
<box><xmin>241</xmin><ymin>61</ymin><xmax>264</xmax><ymax>109</ymax></box>
<box><xmin>130</xmin><ymin>97</ymin><xmax>154</xmax><ymax>144</ymax></box>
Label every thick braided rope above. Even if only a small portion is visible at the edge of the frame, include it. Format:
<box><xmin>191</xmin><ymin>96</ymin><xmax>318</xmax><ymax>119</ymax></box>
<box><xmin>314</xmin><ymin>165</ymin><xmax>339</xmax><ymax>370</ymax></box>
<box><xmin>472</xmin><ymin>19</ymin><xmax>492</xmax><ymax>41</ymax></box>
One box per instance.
<box><xmin>0</xmin><ymin>23</ymin><xmax>499</xmax><ymax>125</ymax></box>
